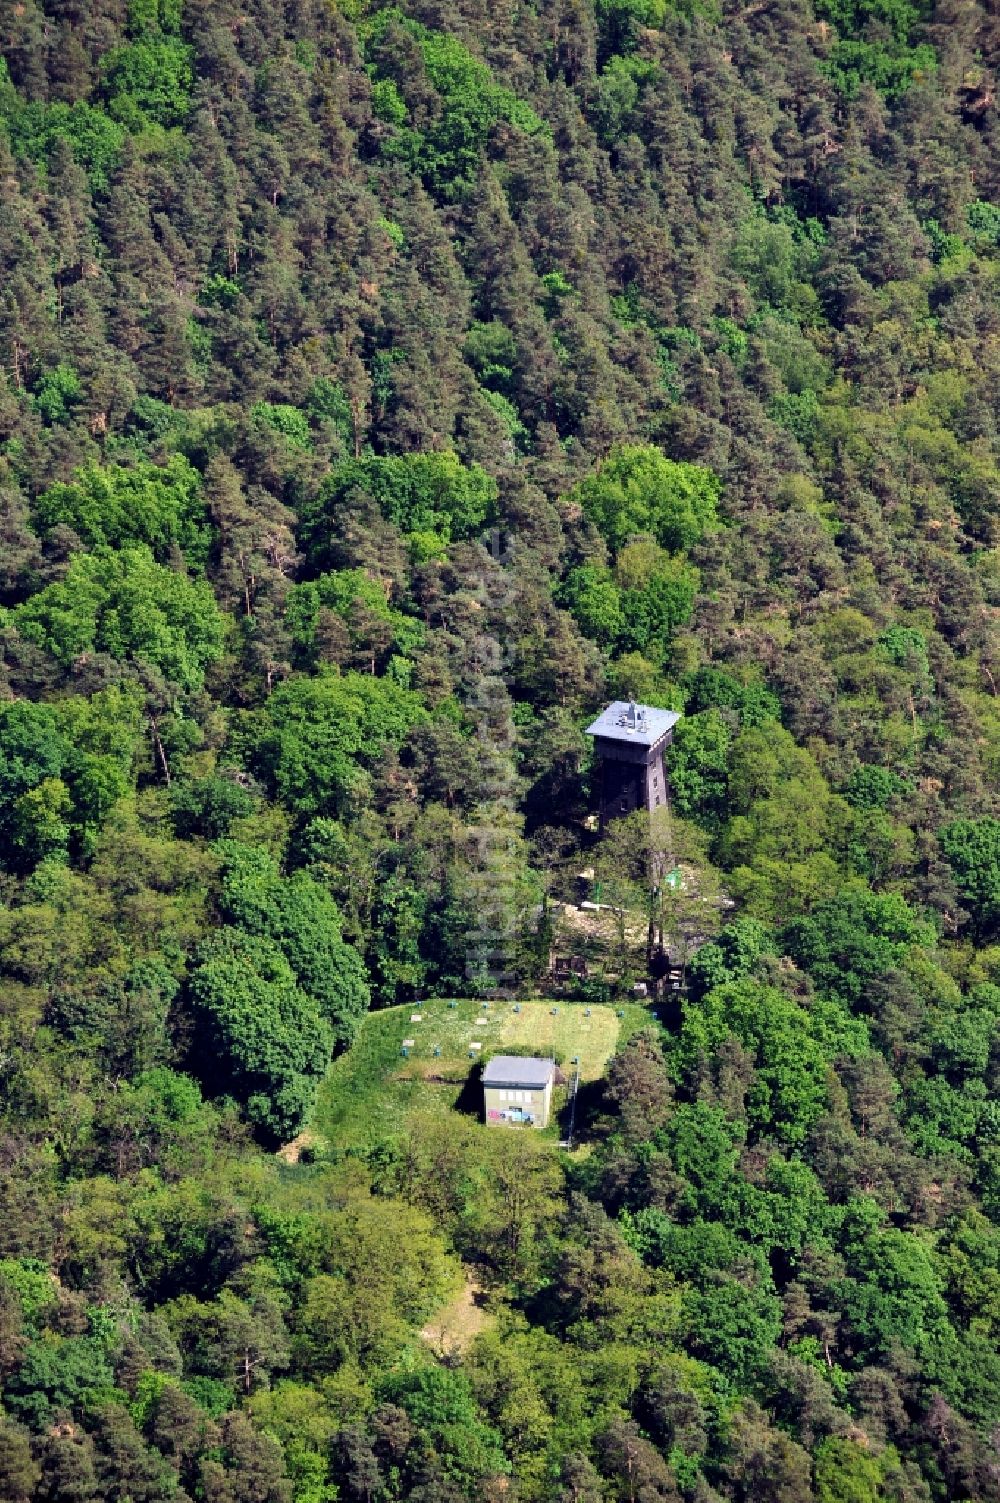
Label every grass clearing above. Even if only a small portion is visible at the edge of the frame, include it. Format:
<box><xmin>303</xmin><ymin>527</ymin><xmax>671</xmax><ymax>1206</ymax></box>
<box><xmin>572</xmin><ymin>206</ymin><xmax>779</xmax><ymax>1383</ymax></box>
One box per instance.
<box><xmin>312</xmin><ymin>996</ymin><xmax>649</xmax><ymax>1152</ymax></box>
<box><xmin>496</xmin><ymin>1002</ymin><xmax>622</xmax><ymax>1079</ymax></box>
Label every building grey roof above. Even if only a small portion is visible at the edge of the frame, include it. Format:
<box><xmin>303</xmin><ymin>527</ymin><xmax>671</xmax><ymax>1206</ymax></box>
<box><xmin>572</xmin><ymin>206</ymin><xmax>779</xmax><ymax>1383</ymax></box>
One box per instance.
<box><xmin>482</xmin><ymin>1055</ymin><xmax>555</xmax><ymax>1088</ymax></box>
<box><xmin>585</xmin><ymin>700</ymin><xmax>680</xmax><ymax>747</ymax></box>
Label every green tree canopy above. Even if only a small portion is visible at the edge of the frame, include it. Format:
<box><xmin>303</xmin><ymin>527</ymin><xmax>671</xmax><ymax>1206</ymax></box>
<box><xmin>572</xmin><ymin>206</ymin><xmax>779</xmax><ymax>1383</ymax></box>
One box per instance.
<box><xmin>240</xmin><ymin>670</ymin><xmax>427</xmax><ymax>818</ymax></box>
<box><xmin>6</xmin><ymin>546</ymin><xmax>226</xmax><ymax>690</ymax></box>
<box><xmin>558</xmin><ymin>565</ymin><xmax>624</xmax><ymax>647</ymax></box>
<box><xmin>616</xmin><ymin>540</ymin><xmax>698</xmax><ymax>657</ymax></box>
<box><xmin>100</xmin><ymin>36</ymin><xmax>194</xmax><ymax>128</ymax></box>
<box><xmin>285</xmin><ymin>569</ymin><xmax>423</xmax><ymax>672</ymax></box>
<box><xmin>676</xmin><ymin>980</ymin><xmax>831</xmax><ymax>1145</ymax></box>
<box><xmin>686</xmin><ymin>917</ymin><xmax>776</xmax><ymax>1000</ymax></box>
<box><xmin>363</xmin><ymin>9</ymin><xmax>546</xmax><ymax>196</ymax></box>
<box><xmin>0</xmin><ymin>60</ymin><xmax>126</xmax><ymax>181</ymax></box>
<box><xmin>572</xmin><ymin>444</ymin><xmax>720</xmax><ymax>556</ymax></box>
<box><xmin>782</xmin><ymin>888</ymin><xmax>934</xmax><ymax>1007</ymax></box>
<box><xmin>0</xmin><ymin>687</ymin><xmax>142</xmax><ymax>865</ymax></box>
<box><xmin>377</xmin><ymin>1367</ymin><xmax>509</xmax><ymax>1489</ymax></box>
<box><xmin>189</xmin><ymin>927</ymin><xmax>334</xmax><ymax>1143</ymax></box>
<box><xmin>683</xmin><ymin>667</ymin><xmax>781</xmax><ymax>728</ymax></box>
<box><xmin>668</xmin><ymin>709</ymin><xmax>731</xmax><ymax>825</ymax></box>
<box><xmin>681</xmin><ymin>1276</ymin><xmax>782</xmax><ymax>1390</ymax></box>
<box><xmin>215</xmin><ymin>841</ymin><xmax>370</xmax><ymax>1047</ymax></box>
<box><xmin>32</xmin><ymin>456</ymin><xmax>211</xmax><ymax>566</ymax></box>
<box><xmin>302</xmin><ymin>452</ymin><xmax>497</xmax><ymax>567</ymax></box>
<box><xmin>940</xmin><ymin>817</ymin><xmax>1000</xmax><ymax>940</ymax></box>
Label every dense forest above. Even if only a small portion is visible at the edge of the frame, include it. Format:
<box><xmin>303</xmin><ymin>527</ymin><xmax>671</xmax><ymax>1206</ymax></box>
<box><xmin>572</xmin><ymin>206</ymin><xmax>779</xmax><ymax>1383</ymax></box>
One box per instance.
<box><xmin>1</xmin><ymin>0</ymin><xmax>1000</xmax><ymax>1497</ymax></box>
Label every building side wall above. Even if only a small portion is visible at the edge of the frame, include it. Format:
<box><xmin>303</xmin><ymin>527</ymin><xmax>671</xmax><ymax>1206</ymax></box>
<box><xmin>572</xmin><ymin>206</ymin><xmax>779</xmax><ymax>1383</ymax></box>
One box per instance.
<box><xmin>647</xmin><ymin>752</ymin><xmax>667</xmax><ymax>811</ymax></box>
<box><xmin>484</xmin><ymin>1082</ymin><xmax>551</xmax><ymax>1128</ymax></box>
<box><xmin>592</xmin><ymin>732</ymin><xmax>673</xmax><ymax>766</ymax></box>
<box><xmin>598</xmin><ymin>743</ymin><xmax>671</xmax><ymax>827</ymax></box>
<box><xmin>600</xmin><ymin>759</ymin><xmax>642</xmax><ymax>824</ymax></box>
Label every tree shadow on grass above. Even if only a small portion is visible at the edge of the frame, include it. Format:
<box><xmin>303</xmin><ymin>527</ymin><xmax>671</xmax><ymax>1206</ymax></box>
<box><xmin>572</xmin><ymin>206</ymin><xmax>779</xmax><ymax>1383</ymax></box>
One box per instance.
<box><xmin>557</xmin><ymin>1076</ymin><xmax>606</xmax><ymax>1142</ymax></box>
<box><xmin>452</xmin><ymin>1061</ymin><xmax>484</xmax><ymax>1118</ymax></box>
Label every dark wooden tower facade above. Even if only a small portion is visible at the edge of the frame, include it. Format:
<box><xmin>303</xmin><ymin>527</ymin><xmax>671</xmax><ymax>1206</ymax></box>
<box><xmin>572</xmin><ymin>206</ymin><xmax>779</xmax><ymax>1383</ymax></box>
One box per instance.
<box><xmin>585</xmin><ymin>701</ymin><xmax>680</xmax><ymax>832</ymax></box>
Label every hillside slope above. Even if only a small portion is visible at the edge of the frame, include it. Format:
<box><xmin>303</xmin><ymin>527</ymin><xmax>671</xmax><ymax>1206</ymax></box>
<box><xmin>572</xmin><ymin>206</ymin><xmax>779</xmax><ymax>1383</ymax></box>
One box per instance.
<box><xmin>1</xmin><ymin>0</ymin><xmax>1000</xmax><ymax>1498</ymax></box>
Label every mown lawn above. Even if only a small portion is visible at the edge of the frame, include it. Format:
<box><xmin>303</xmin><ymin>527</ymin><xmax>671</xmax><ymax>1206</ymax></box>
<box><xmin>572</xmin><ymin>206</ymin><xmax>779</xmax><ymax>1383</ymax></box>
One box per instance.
<box><xmin>313</xmin><ymin>996</ymin><xmax>649</xmax><ymax>1151</ymax></box>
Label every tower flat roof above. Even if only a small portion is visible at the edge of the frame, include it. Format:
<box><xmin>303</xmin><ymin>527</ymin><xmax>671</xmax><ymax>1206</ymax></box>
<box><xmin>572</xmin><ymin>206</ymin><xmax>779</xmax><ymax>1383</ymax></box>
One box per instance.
<box><xmin>585</xmin><ymin>701</ymin><xmax>680</xmax><ymax>747</ymax></box>
<box><xmin>482</xmin><ymin>1055</ymin><xmax>555</xmax><ymax>1088</ymax></box>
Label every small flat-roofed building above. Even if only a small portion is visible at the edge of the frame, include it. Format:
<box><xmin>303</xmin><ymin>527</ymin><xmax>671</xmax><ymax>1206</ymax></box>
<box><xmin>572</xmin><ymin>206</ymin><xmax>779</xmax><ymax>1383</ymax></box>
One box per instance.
<box><xmin>585</xmin><ymin>700</ymin><xmax>680</xmax><ymax>830</ymax></box>
<box><xmin>482</xmin><ymin>1055</ymin><xmax>556</xmax><ymax>1129</ymax></box>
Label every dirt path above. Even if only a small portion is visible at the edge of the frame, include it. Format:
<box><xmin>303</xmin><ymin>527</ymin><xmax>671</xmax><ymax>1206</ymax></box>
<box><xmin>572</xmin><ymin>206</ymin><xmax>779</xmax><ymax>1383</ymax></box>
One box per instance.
<box><xmin>421</xmin><ymin>1272</ymin><xmax>493</xmax><ymax>1357</ymax></box>
<box><xmin>275</xmin><ymin>1127</ymin><xmax>324</xmax><ymax>1164</ymax></box>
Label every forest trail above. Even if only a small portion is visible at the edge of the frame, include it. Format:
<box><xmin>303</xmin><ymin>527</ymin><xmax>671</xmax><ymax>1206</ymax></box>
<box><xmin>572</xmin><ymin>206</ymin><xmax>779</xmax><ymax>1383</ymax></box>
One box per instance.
<box><xmin>421</xmin><ymin>1272</ymin><xmax>493</xmax><ymax>1358</ymax></box>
